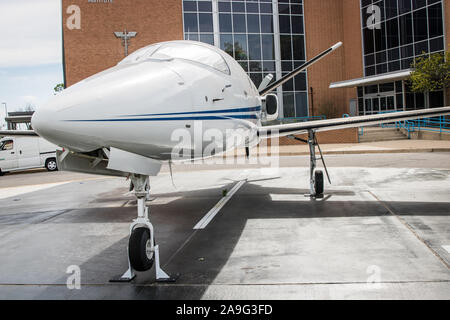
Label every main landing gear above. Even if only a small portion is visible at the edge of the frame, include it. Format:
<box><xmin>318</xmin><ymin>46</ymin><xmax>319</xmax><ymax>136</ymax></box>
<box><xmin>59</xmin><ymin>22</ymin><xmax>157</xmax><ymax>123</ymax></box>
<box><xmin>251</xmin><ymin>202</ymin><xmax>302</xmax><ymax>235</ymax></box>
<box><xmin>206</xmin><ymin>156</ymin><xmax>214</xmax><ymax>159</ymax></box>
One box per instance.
<box><xmin>110</xmin><ymin>174</ymin><xmax>178</xmax><ymax>283</ymax></box>
<box><xmin>289</xmin><ymin>130</ymin><xmax>331</xmax><ymax>198</ymax></box>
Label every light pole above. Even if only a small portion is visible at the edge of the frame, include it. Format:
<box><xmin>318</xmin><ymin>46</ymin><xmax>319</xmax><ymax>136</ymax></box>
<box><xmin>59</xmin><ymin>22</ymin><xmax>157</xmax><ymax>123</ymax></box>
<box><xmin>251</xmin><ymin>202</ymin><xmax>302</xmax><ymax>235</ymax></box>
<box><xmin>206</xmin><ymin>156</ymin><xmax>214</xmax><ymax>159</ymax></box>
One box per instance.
<box><xmin>1</xmin><ymin>102</ymin><xmax>7</xmax><ymax>129</ymax></box>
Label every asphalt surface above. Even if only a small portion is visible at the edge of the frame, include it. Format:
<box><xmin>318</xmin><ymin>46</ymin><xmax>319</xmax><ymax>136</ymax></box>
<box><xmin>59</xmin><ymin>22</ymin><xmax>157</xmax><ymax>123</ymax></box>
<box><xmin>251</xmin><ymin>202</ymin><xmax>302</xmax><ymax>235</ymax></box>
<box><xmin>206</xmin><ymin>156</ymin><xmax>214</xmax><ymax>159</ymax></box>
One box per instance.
<box><xmin>0</xmin><ymin>153</ymin><xmax>449</xmax><ymax>299</ymax></box>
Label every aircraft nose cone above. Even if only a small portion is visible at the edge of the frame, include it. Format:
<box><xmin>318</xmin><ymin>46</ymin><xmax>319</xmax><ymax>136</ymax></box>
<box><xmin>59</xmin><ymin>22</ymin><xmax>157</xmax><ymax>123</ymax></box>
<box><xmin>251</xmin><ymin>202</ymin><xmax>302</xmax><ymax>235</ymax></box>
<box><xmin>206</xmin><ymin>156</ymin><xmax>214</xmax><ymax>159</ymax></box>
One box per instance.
<box><xmin>31</xmin><ymin>107</ymin><xmax>52</xmax><ymax>137</ymax></box>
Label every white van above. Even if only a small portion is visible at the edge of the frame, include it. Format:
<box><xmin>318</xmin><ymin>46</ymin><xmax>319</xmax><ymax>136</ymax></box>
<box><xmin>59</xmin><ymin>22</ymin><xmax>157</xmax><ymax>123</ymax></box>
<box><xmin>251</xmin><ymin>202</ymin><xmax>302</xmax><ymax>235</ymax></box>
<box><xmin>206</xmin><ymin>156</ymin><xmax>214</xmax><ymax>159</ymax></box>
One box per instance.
<box><xmin>0</xmin><ymin>136</ymin><xmax>59</xmax><ymax>175</ymax></box>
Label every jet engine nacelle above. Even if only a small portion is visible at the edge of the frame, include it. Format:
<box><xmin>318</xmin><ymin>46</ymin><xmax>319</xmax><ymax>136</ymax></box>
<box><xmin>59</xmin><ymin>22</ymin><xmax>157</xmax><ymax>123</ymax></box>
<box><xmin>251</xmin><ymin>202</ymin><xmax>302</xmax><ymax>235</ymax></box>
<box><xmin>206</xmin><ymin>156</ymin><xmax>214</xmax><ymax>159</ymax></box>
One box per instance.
<box><xmin>261</xmin><ymin>94</ymin><xmax>279</xmax><ymax>122</ymax></box>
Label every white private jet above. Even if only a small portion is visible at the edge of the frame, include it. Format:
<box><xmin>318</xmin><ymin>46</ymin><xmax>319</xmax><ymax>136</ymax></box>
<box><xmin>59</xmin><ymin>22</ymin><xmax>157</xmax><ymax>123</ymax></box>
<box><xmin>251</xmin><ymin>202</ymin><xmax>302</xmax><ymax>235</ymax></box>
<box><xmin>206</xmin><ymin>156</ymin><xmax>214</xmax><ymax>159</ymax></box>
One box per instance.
<box><xmin>2</xmin><ymin>40</ymin><xmax>450</xmax><ymax>282</ymax></box>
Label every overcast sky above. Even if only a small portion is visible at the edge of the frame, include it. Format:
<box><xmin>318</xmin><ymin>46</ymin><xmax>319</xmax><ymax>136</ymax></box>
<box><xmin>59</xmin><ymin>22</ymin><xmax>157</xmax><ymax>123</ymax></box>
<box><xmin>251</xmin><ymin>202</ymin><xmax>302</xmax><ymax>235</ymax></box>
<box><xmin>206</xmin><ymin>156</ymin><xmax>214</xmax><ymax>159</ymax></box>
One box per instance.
<box><xmin>0</xmin><ymin>0</ymin><xmax>63</xmax><ymax>128</ymax></box>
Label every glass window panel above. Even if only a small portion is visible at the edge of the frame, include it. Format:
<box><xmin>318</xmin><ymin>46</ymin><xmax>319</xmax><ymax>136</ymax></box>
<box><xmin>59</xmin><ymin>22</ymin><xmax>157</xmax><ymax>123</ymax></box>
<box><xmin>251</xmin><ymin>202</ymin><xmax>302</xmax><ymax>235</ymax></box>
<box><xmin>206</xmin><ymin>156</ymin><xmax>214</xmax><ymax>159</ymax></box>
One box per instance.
<box><xmin>219</xmin><ymin>14</ymin><xmax>232</xmax><ymax>32</ymax></box>
<box><xmin>184</xmin><ymin>13</ymin><xmax>198</xmax><ymax>33</ymax></box>
<box><xmin>220</xmin><ymin>33</ymin><xmax>233</xmax><ymax>56</ymax></box>
<box><xmin>291</xmin><ymin>15</ymin><xmax>303</xmax><ymax>34</ymax></box>
<box><xmin>406</xmin><ymin>93</ymin><xmax>415</xmax><ymax>110</ymax></box>
<box><xmin>363</xmin><ymin>28</ymin><xmax>374</xmax><ymax>55</ymax></box>
<box><xmin>372</xmin><ymin>97</ymin><xmax>380</xmax><ymax>113</ymax></box>
<box><xmin>260</xmin><ymin>15</ymin><xmax>274</xmax><ymax>33</ymax></box>
<box><xmin>387</xmin><ymin>96</ymin><xmax>395</xmax><ymax>109</ymax></box>
<box><xmin>429</xmin><ymin>91</ymin><xmax>444</xmax><ymax>108</ymax></box>
<box><xmin>218</xmin><ymin>2</ymin><xmax>231</xmax><ymax>12</ymax></box>
<box><xmin>429</xmin><ymin>37</ymin><xmax>444</xmax><ymax>52</ymax></box>
<box><xmin>247</xmin><ymin>14</ymin><xmax>260</xmax><ymax>33</ymax></box>
<box><xmin>376</xmin><ymin>51</ymin><xmax>386</xmax><ymax>64</ymax></box>
<box><xmin>280</xmin><ymin>35</ymin><xmax>292</xmax><ymax>60</ymax></box>
<box><xmin>374</xmin><ymin>21</ymin><xmax>386</xmax><ymax>52</ymax></box>
<box><xmin>238</xmin><ymin>61</ymin><xmax>248</xmax><ymax>72</ymax></box>
<box><xmin>415</xmin><ymin>92</ymin><xmax>424</xmax><ymax>108</ymax></box>
<box><xmin>365</xmin><ymin>99</ymin><xmax>372</xmax><ymax>113</ymax></box>
<box><xmin>294</xmin><ymin>73</ymin><xmax>307</xmax><ymax>91</ymax></box>
<box><xmin>388</xmin><ymin>60</ymin><xmax>401</xmax><ymax>72</ymax></box>
<box><xmin>279</xmin><ymin>15</ymin><xmax>291</xmax><ymax>34</ymax></box>
<box><xmin>249</xmin><ymin>61</ymin><xmax>262</xmax><ymax>72</ymax></box>
<box><xmin>414</xmin><ymin>40</ymin><xmax>428</xmax><ymax>55</ymax></box>
<box><xmin>396</xmin><ymin>94</ymin><xmax>404</xmax><ymax>108</ymax></box>
<box><xmin>295</xmin><ymin>92</ymin><xmax>308</xmax><ymax>117</ymax></box>
<box><xmin>412</xmin><ymin>0</ymin><xmax>426</xmax><ymax>9</ymax></box>
<box><xmin>232</xmin><ymin>2</ymin><xmax>245</xmax><ymax>13</ymax></box>
<box><xmin>283</xmin><ymin>93</ymin><xmax>295</xmax><ymax>118</ymax></box>
<box><xmin>428</xmin><ymin>4</ymin><xmax>443</xmax><ymax>38</ymax></box>
<box><xmin>200</xmin><ymin>33</ymin><xmax>214</xmax><ymax>45</ymax></box>
<box><xmin>385</xmin><ymin>0</ymin><xmax>398</xmax><ymax>19</ymax></box>
<box><xmin>248</xmin><ymin>34</ymin><xmax>261</xmax><ymax>60</ymax></box>
<box><xmin>249</xmin><ymin>73</ymin><xmax>263</xmax><ymax>87</ymax></box>
<box><xmin>246</xmin><ymin>2</ymin><xmax>259</xmax><ymax>13</ymax></box>
<box><xmin>185</xmin><ymin>33</ymin><xmax>199</xmax><ymax>41</ymax></box>
<box><xmin>183</xmin><ymin>1</ymin><xmax>197</xmax><ymax>12</ymax></box>
<box><xmin>199</xmin><ymin>13</ymin><xmax>213</xmax><ymax>32</ymax></box>
<box><xmin>413</xmin><ymin>8</ymin><xmax>427</xmax><ymax>42</ymax></box>
<box><xmin>233</xmin><ymin>34</ymin><xmax>248</xmax><ymax>60</ymax></box>
<box><xmin>365</xmin><ymin>85</ymin><xmax>378</xmax><ymax>94</ymax></box>
<box><xmin>292</xmin><ymin>35</ymin><xmax>305</xmax><ymax>60</ymax></box>
<box><xmin>233</xmin><ymin>14</ymin><xmax>246</xmax><ymax>33</ymax></box>
<box><xmin>388</xmin><ymin>48</ymin><xmax>399</xmax><ymax>60</ymax></box>
<box><xmin>386</xmin><ymin>18</ymin><xmax>399</xmax><ymax>48</ymax></box>
<box><xmin>260</xmin><ymin>3</ymin><xmax>272</xmax><ymax>14</ymax></box>
<box><xmin>282</xmin><ymin>76</ymin><xmax>294</xmax><ymax>91</ymax></box>
<box><xmin>278</xmin><ymin>4</ymin><xmax>290</xmax><ymax>14</ymax></box>
<box><xmin>380</xmin><ymin>82</ymin><xmax>394</xmax><ymax>92</ymax></box>
<box><xmin>365</xmin><ymin>54</ymin><xmax>375</xmax><ymax>66</ymax></box>
<box><xmin>365</xmin><ymin>66</ymin><xmax>376</xmax><ymax>76</ymax></box>
<box><xmin>282</xmin><ymin>61</ymin><xmax>293</xmax><ymax>72</ymax></box>
<box><xmin>198</xmin><ymin>1</ymin><xmax>212</xmax><ymax>12</ymax></box>
<box><xmin>401</xmin><ymin>44</ymin><xmax>413</xmax><ymax>58</ymax></box>
<box><xmin>395</xmin><ymin>81</ymin><xmax>403</xmax><ymax>92</ymax></box>
<box><xmin>399</xmin><ymin>13</ymin><xmax>413</xmax><ymax>45</ymax></box>
<box><xmin>376</xmin><ymin>63</ymin><xmax>388</xmax><ymax>74</ymax></box>
<box><xmin>402</xmin><ymin>57</ymin><xmax>413</xmax><ymax>69</ymax></box>
<box><xmin>261</xmin><ymin>34</ymin><xmax>274</xmax><ymax>60</ymax></box>
<box><xmin>398</xmin><ymin>0</ymin><xmax>411</xmax><ymax>15</ymax></box>
<box><xmin>291</xmin><ymin>5</ymin><xmax>303</xmax><ymax>14</ymax></box>
<box><xmin>262</xmin><ymin>61</ymin><xmax>276</xmax><ymax>72</ymax></box>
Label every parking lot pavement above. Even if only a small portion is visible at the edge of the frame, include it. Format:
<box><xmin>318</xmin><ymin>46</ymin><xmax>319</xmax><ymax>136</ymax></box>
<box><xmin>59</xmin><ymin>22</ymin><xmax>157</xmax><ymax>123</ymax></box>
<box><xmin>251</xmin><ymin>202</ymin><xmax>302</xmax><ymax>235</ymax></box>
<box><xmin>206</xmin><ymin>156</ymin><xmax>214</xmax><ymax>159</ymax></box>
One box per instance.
<box><xmin>0</xmin><ymin>153</ymin><xmax>449</xmax><ymax>299</ymax></box>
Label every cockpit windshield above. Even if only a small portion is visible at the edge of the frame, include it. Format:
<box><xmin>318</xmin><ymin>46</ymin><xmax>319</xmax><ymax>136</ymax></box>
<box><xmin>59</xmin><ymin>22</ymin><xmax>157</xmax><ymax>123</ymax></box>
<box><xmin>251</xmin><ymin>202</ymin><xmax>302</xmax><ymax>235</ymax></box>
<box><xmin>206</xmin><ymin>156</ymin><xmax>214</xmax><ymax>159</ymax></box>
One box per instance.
<box><xmin>119</xmin><ymin>42</ymin><xmax>230</xmax><ymax>75</ymax></box>
<box><xmin>150</xmin><ymin>43</ymin><xmax>230</xmax><ymax>74</ymax></box>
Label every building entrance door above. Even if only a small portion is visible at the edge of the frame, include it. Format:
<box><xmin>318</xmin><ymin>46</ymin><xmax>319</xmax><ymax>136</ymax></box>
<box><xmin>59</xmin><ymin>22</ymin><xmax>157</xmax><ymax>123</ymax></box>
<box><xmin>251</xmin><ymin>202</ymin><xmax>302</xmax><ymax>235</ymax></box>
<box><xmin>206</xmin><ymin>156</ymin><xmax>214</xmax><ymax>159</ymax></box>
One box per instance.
<box><xmin>364</xmin><ymin>92</ymin><xmax>396</xmax><ymax>115</ymax></box>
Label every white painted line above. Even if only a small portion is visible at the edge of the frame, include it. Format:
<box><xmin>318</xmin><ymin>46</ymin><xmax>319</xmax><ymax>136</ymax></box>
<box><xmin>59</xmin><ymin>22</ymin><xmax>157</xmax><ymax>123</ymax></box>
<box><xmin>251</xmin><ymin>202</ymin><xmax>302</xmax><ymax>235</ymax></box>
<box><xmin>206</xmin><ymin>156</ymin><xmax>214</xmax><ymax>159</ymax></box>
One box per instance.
<box><xmin>0</xmin><ymin>182</ymin><xmax>70</xmax><ymax>200</ymax></box>
<box><xmin>442</xmin><ymin>245</ymin><xmax>450</xmax><ymax>254</ymax></box>
<box><xmin>193</xmin><ymin>180</ymin><xmax>246</xmax><ymax>230</ymax></box>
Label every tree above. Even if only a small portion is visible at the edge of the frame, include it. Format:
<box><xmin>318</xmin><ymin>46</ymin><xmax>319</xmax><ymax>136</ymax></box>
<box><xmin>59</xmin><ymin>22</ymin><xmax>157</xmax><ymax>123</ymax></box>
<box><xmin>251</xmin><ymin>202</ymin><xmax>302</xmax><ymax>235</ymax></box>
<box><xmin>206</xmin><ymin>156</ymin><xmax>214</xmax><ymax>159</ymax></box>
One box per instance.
<box><xmin>54</xmin><ymin>83</ymin><xmax>65</xmax><ymax>94</ymax></box>
<box><xmin>409</xmin><ymin>51</ymin><xmax>450</xmax><ymax>93</ymax></box>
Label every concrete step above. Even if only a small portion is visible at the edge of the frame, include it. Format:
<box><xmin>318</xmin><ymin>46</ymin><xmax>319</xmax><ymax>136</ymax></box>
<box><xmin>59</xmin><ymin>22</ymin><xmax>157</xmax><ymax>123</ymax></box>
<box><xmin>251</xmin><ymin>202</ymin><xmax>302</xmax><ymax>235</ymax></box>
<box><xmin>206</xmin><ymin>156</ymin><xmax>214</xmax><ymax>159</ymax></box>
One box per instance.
<box><xmin>359</xmin><ymin>128</ymin><xmax>408</xmax><ymax>142</ymax></box>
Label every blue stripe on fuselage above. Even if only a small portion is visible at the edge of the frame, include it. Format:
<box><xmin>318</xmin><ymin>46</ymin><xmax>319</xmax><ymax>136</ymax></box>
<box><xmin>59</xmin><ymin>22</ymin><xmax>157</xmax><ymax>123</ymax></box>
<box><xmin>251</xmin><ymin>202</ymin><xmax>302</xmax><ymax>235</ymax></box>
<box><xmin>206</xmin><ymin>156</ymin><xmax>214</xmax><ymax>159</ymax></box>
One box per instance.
<box><xmin>64</xmin><ymin>114</ymin><xmax>258</xmax><ymax>122</ymax></box>
<box><xmin>117</xmin><ymin>106</ymin><xmax>261</xmax><ymax>117</ymax></box>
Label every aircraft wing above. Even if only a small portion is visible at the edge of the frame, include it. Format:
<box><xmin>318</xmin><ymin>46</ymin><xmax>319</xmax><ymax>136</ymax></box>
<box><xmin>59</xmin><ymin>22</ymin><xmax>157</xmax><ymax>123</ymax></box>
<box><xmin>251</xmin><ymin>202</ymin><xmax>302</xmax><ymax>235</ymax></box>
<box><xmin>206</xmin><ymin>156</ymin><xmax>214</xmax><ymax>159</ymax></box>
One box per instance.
<box><xmin>258</xmin><ymin>107</ymin><xmax>450</xmax><ymax>138</ymax></box>
<box><xmin>0</xmin><ymin>130</ymin><xmax>38</xmax><ymax>137</ymax></box>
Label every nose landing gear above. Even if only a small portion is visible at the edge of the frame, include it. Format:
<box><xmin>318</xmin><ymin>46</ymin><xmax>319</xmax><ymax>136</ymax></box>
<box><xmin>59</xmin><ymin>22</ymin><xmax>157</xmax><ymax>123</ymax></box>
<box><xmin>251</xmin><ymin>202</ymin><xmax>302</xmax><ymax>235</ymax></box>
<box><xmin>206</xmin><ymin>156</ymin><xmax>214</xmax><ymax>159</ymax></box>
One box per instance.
<box><xmin>288</xmin><ymin>129</ymin><xmax>331</xmax><ymax>197</ymax></box>
<box><xmin>110</xmin><ymin>174</ymin><xmax>178</xmax><ymax>283</ymax></box>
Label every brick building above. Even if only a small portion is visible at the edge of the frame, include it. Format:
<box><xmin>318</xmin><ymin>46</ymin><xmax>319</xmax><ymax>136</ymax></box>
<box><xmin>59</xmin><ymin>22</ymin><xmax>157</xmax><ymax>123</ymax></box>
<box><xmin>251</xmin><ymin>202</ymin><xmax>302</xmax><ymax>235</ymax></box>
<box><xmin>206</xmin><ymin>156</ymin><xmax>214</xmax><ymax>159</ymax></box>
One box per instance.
<box><xmin>61</xmin><ymin>0</ymin><xmax>449</xmax><ymax>143</ymax></box>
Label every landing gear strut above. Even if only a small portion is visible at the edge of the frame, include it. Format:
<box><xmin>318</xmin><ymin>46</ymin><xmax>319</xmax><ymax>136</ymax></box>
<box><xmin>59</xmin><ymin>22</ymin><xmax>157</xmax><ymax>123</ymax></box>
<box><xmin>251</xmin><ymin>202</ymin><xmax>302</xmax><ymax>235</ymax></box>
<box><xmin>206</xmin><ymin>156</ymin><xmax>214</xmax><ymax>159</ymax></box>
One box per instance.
<box><xmin>110</xmin><ymin>174</ymin><xmax>178</xmax><ymax>283</ymax></box>
<box><xmin>289</xmin><ymin>130</ymin><xmax>331</xmax><ymax>197</ymax></box>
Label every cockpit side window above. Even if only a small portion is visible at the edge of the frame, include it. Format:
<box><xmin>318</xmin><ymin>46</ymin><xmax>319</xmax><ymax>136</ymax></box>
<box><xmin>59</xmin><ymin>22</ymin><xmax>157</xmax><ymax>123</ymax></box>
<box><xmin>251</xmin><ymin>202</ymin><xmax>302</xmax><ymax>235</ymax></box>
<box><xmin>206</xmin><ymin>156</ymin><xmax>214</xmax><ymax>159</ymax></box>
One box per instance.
<box><xmin>151</xmin><ymin>43</ymin><xmax>231</xmax><ymax>75</ymax></box>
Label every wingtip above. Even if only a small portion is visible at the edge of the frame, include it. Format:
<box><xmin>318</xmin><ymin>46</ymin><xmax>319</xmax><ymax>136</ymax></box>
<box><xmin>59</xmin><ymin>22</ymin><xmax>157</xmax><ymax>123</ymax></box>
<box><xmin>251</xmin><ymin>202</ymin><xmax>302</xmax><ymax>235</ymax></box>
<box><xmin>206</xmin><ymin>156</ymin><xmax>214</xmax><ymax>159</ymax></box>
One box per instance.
<box><xmin>331</xmin><ymin>42</ymin><xmax>343</xmax><ymax>50</ymax></box>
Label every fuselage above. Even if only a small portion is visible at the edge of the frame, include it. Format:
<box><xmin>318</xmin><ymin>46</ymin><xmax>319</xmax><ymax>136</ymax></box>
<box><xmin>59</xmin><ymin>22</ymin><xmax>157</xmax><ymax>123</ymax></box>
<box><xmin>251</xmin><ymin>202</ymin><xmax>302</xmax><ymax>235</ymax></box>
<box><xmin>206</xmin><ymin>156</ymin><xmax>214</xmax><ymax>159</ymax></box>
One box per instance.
<box><xmin>32</xmin><ymin>41</ymin><xmax>262</xmax><ymax>161</ymax></box>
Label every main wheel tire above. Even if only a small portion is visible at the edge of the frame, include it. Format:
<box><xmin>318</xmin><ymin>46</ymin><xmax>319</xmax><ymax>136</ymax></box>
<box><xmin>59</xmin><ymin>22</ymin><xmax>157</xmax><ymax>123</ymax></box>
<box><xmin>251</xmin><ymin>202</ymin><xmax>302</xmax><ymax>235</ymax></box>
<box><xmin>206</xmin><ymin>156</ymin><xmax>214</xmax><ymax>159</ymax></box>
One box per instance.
<box><xmin>314</xmin><ymin>170</ymin><xmax>324</xmax><ymax>195</ymax></box>
<box><xmin>45</xmin><ymin>158</ymin><xmax>58</xmax><ymax>171</ymax></box>
<box><xmin>128</xmin><ymin>227</ymin><xmax>155</xmax><ymax>272</ymax></box>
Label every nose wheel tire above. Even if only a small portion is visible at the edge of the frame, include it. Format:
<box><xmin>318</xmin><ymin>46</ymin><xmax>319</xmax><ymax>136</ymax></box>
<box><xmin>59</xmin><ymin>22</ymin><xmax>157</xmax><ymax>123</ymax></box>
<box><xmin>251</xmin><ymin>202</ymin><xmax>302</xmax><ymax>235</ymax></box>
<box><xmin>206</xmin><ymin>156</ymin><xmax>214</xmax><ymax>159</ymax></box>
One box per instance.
<box><xmin>314</xmin><ymin>170</ymin><xmax>324</xmax><ymax>195</ymax></box>
<box><xmin>45</xmin><ymin>158</ymin><xmax>58</xmax><ymax>171</ymax></box>
<box><xmin>129</xmin><ymin>227</ymin><xmax>155</xmax><ymax>272</ymax></box>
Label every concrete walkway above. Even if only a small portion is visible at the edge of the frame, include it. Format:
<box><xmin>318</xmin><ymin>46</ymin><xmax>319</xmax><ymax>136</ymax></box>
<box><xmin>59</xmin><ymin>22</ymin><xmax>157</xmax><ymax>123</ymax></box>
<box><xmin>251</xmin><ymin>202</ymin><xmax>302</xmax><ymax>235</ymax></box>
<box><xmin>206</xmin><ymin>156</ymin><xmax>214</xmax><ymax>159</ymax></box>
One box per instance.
<box><xmin>224</xmin><ymin>140</ymin><xmax>450</xmax><ymax>158</ymax></box>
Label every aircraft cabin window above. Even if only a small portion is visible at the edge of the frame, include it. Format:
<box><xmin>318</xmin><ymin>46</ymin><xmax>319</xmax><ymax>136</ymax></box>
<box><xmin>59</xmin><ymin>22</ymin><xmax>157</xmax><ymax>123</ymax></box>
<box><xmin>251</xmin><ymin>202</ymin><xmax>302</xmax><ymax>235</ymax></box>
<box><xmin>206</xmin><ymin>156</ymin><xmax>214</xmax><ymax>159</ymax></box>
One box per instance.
<box><xmin>0</xmin><ymin>140</ymin><xmax>13</xmax><ymax>151</ymax></box>
<box><xmin>151</xmin><ymin>43</ymin><xmax>231</xmax><ymax>75</ymax></box>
